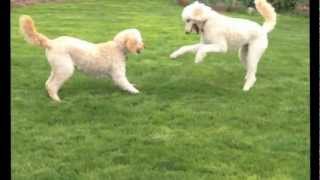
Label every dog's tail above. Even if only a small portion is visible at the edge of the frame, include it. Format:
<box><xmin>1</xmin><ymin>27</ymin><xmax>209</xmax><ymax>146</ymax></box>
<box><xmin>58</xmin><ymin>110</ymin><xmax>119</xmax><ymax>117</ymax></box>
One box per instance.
<box><xmin>255</xmin><ymin>0</ymin><xmax>277</xmax><ymax>33</ymax></box>
<box><xmin>19</xmin><ymin>15</ymin><xmax>51</xmax><ymax>49</ymax></box>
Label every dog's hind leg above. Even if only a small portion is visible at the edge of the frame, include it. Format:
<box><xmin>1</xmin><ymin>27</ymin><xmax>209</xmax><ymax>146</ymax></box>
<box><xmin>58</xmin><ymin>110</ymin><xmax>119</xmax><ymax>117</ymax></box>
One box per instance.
<box><xmin>238</xmin><ymin>44</ymin><xmax>249</xmax><ymax>70</ymax></box>
<box><xmin>243</xmin><ymin>38</ymin><xmax>267</xmax><ymax>91</ymax></box>
<box><xmin>46</xmin><ymin>55</ymin><xmax>74</xmax><ymax>102</ymax></box>
<box><xmin>170</xmin><ymin>44</ymin><xmax>202</xmax><ymax>59</ymax></box>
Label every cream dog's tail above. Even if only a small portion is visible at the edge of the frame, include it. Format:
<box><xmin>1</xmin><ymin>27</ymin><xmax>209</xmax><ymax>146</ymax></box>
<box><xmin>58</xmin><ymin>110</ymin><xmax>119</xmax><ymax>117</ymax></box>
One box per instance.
<box><xmin>255</xmin><ymin>0</ymin><xmax>277</xmax><ymax>33</ymax></box>
<box><xmin>19</xmin><ymin>15</ymin><xmax>51</xmax><ymax>49</ymax></box>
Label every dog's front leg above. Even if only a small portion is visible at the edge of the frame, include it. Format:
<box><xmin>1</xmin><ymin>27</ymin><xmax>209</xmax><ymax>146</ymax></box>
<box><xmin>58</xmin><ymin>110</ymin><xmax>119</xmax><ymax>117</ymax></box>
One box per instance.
<box><xmin>170</xmin><ymin>44</ymin><xmax>202</xmax><ymax>59</ymax></box>
<box><xmin>195</xmin><ymin>43</ymin><xmax>227</xmax><ymax>63</ymax></box>
<box><xmin>112</xmin><ymin>72</ymin><xmax>139</xmax><ymax>94</ymax></box>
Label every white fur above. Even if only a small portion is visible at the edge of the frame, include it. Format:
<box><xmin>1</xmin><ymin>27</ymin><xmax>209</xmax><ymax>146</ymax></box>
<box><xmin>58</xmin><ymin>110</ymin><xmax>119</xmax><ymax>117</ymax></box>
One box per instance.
<box><xmin>20</xmin><ymin>25</ymin><xmax>145</xmax><ymax>102</ymax></box>
<box><xmin>44</xmin><ymin>29</ymin><xmax>144</xmax><ymax>102</ymax></box>
<box><xmin>170</xmin><ymin>1</ymin><xmax>276</xmax><ymax>91</ymax></box>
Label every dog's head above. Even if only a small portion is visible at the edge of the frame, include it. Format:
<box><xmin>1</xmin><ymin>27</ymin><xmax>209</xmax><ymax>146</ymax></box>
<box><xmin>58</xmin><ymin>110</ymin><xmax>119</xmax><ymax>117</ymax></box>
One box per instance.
<box><xmin>114</xmin><ymin>29</ymin><xmax>144</xmax><ymax>54</ymax></box>
<box><xmin>181</xmin><ymin>1</ymin><xmax>211</xmax><ymax>34</ymax></box>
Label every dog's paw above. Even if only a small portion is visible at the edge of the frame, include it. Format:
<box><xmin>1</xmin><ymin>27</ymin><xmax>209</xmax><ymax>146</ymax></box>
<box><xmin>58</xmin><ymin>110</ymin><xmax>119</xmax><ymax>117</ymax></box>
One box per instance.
<box><xmin>242</xmin><ymin>86</ymin><xmax>250</xmax><ymax>91</ymax></box>
<box><xmin>243</xmin><ymin>77</ymin><xmax>256</xmax><ymax>92</ymax></box>
<box><xmin>48</xmin><ymin>92</ymin><xmax>62</xmax><ymax>103</ymax></box>
<box><xmin>130</xmin><ymin>88</ymin><xmax>140</xmax><ymax>94</ymax></box>
<box><xmin>195</xmin><ymin>54</ymin><xmax>205</xmax><ymax>64</ymax></box>
<box><xmin>194</xmin><ymin>59</ymin><xmax>203</xmax><ymax>64</ymax></box>
<box><xmin>170</xmin><ymin>52</ymin><xmax>179</xmax><ymax>59</ymax></box>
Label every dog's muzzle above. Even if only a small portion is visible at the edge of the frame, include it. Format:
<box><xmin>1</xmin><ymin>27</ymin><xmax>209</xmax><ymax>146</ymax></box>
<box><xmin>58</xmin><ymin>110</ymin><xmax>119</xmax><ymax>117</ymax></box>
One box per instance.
<box><xmin>137</xmin><ymin>48</ymin><xmax>144</xmax><ymax>54</ymax></box>
<box><xmin>192</xmin><ymin>24</ymin><xmax>200</xmax><ymax>34</ymax></box>
<box><xmin>186</xmin><ymin>24</ymin><xmax>200</xmax><ymax>34</ymax></box>
<box><xmin>137</xmin><ymin>44</ymin><xmax>144</xmax><ymax>54</ymax></box>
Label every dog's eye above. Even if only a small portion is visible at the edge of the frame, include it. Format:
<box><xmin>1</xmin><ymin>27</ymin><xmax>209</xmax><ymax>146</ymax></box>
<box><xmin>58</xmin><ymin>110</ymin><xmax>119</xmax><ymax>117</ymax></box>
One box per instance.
<box><xmin>186</xmin><ymin>19</ymin><xmax>191</xmax><ymax>23</ymax></box>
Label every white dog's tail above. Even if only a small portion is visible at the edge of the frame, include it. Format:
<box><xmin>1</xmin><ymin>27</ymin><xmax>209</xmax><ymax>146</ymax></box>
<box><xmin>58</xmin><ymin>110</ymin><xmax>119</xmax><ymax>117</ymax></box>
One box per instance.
<box><xmin>19</xmin><ymin>15</ymin><xmax>51</xmax><ymax>49</ymax></box>
<box><xmin>255</xmin><ymin>0</ymin><xmax>277</xmax><ymax>33</ymax></box>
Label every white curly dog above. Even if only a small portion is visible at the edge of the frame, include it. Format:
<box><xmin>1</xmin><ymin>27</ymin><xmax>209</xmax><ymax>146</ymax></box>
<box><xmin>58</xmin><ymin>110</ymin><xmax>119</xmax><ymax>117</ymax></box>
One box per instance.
<box><xmin>170</xmin><ymin>0</ymin><xmax>277</xmax><ymax>91</ymax></box>
<box><xmin>20</xmin><ymin>15</ymin><xmax>144</xmax><ymax>102</ymax></box>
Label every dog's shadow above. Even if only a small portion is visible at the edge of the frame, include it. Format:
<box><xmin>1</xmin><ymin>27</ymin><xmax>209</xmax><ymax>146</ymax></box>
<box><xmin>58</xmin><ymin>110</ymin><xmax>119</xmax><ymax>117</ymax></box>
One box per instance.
<box><xmin>140</xmin><ymin>67</ymin><xmax>244</xmax><ymax>100</ymax></box>
<box><xmin>58</xmin><ymin>73</ymin><xmax>119</xmax><ymax>97</ymax></box>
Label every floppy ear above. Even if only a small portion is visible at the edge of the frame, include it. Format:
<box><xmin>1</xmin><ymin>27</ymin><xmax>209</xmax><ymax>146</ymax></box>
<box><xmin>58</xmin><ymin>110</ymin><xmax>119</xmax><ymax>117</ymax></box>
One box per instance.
<box><xmin>192</xmin><ymin>5</ymin><xmax>208</xmax><ymax>22</ymax></box>
<box><xmin>125</xmin><ymin>37</ymin><xmax>137</xmax><ymax>53</ymax></box>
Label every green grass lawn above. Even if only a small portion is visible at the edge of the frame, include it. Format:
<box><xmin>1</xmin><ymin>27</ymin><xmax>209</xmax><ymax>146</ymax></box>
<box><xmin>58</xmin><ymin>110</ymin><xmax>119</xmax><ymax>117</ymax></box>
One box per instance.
<box><xmin>11</xmin><ymin>0</ymin><xmax>309</xmax><ymax>179</ymax></box>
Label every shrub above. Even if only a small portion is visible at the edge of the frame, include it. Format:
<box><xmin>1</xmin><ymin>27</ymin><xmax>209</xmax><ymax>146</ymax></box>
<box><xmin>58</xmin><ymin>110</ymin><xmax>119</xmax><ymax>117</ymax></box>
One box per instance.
<box><xmin>187</xmin><ymin>0</ymin><xmax>308</xmax><ymax>11</ymax></box>
<box><xmin>268</xmin><ymin>0</ymin><xmax>298</xmax><ymax>11</ymax></box>
<box><xmin>176</xmin><ymin>0</ymin><xmax>189</xmax><ymax>6</ymax></box>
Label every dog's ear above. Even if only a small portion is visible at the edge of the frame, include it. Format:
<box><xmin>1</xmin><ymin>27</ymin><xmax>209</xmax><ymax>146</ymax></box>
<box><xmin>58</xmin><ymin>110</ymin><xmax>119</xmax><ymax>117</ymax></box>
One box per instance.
<box><xmin>125</xmin><ymin>36</ymin><xmax>137</xmax><ymax>53</ymax></box>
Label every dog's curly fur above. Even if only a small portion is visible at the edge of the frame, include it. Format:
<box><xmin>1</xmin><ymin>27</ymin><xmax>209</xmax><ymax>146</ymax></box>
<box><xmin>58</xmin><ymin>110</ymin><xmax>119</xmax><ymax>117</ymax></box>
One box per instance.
<box><xmin>20</xmin><ymin>15</ymin><xmax>144</xmax><ymax>102</ymax></box>
<box><xmin>170</xmin><ymin>0</ymin><xmax>277</xmax><ymax>91</ymax></box>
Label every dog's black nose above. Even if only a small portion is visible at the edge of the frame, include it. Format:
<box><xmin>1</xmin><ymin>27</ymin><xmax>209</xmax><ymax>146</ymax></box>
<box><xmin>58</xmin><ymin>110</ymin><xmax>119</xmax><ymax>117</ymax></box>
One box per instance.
<box><xmin>137</xmin><ymin>50</ymin><xmax>141</xmax><ymax>54</ymax></box>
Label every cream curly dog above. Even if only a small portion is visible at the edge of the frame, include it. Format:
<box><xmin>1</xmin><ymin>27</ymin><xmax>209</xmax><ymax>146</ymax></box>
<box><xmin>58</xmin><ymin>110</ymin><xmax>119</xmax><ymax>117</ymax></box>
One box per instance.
<box><xmin>20</xmin><ymin>15</ymin><xmax>144</xmax><ymax>102</ymax></box>
<box><xmin>170</xmin><ymin>0</ymin><xmax>277</xmax><ymax>91</ymax></box>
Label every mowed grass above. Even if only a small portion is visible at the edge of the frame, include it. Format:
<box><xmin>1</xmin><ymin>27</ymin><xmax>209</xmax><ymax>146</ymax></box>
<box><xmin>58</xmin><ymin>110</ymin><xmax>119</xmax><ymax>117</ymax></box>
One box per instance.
<box><xmin>11</xmin><ymin>0</ymin><xmax>309</xmax><ymax>179</ymax></box>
